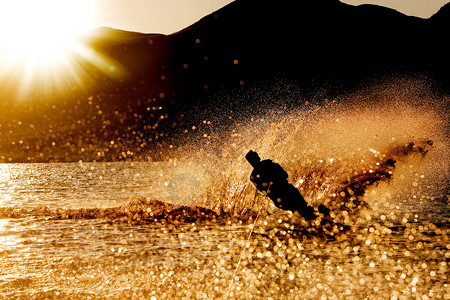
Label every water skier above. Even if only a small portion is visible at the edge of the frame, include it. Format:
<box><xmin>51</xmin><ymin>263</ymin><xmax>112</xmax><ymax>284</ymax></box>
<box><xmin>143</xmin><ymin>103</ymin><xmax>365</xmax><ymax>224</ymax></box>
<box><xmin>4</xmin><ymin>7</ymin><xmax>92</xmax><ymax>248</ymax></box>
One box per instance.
<box><xmin>245</xmin><ymin>150</ymin><xmax>329</xmax><ymax>220</ymax></box>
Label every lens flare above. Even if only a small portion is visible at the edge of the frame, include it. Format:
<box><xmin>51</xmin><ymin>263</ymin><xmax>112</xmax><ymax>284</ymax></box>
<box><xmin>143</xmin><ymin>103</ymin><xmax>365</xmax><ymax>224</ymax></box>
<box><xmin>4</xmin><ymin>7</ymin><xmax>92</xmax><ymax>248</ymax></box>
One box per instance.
<box><xmin>0</xmin><ymin>0</ymin><xmax>123</xmax><ymax>98</ymax></box>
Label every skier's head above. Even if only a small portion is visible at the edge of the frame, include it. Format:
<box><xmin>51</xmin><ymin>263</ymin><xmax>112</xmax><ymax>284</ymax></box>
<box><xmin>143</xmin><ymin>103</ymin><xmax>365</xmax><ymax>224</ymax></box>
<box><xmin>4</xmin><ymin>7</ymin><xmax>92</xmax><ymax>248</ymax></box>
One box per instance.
<box><xmin>245</xmin><ymin>150</ymin><xmax>261</xmax><ymax>167</ymax></box>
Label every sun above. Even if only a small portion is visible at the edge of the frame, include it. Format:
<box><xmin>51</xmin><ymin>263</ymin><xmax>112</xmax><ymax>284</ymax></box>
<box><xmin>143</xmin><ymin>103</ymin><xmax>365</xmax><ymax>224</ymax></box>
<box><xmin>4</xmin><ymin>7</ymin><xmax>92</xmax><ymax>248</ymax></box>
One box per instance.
<box><xmin>0</xmin><ymin>0</ymin><xmax>94</xmax><ymax>59</ymax></box>
<box><xmin>0</xmin><ymin>0</ymin><xmax>114</xmax><ymax>97</ymax></box>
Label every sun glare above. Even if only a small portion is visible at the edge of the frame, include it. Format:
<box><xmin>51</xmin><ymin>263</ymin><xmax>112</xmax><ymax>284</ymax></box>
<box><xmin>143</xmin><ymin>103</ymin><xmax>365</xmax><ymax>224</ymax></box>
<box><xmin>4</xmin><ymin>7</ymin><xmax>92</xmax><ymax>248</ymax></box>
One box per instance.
<box><xmin>0</xmin><ymin>0</ymin><xmax>116</xmax><ymax>97</ymax></box>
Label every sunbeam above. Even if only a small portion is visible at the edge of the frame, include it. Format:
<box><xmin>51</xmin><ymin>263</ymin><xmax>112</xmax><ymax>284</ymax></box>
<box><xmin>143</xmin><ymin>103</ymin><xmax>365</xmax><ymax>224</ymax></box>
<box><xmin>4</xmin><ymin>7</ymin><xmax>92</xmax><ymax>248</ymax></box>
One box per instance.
<box><xmin>0</xmin><ymin>0</ymin><xmax>125</xmax><ymax>98</ymax></box>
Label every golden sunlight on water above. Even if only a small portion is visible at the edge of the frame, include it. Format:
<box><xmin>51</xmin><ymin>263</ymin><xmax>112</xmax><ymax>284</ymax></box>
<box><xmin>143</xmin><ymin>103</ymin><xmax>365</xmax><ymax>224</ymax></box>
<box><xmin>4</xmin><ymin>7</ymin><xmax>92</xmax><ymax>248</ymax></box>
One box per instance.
<box><xmin>0</xmin><ymin>164</ymin><xmax>13</xmax><ymax>206</ymax></box>
<box><xmin>0</xmin><ymin>83</ymin><xmax>447</xmax><ymax>298</ymax></box>
<box><xmin>0</xmin><ymin>217</ymin><xmax>447</xmax><ymax>299</ymax></box>
<box><xmin>0</xmin><ymin>219</ymin><xmax>18</xmax><ymax>249</ymax></box>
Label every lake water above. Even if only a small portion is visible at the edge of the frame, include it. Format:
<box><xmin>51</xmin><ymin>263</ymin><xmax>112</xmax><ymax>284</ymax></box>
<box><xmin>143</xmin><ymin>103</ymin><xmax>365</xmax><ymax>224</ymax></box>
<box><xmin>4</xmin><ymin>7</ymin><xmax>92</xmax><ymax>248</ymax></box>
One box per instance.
<box><xmin>0</xmin><ymin>161</ymin><xmax>447</xmax><ymax>299</ymax></box>
<box><xmin>0</xmin><ymin>162</ymin><xmax>172</xmax><ymax>208</ymax></box>
<box><xmin>0</xmin><ymin>98</ymin><xmax>449</xmax><ymax>299</ymax></box>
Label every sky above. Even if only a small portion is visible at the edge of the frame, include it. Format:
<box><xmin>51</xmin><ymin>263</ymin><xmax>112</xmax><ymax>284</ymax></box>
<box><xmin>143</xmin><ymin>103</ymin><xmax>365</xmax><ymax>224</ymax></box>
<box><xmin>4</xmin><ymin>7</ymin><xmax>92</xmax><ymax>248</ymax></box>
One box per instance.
<box><xmin>90</xmin><ymin>0</ymin><xmax>449</xmax><ymax>34</ymax></box>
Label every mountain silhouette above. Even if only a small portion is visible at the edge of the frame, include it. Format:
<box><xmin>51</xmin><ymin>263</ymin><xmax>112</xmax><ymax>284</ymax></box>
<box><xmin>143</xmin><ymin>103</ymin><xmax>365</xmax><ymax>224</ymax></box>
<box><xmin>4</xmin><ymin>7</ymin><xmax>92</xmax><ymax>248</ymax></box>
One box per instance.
<box><xmin>0</xmin><ymin>0</ymin><xmax>449</xmax><ymax>162</ymax></box>
<box><xmin>76</xmin><ymin>0</ymin><xmax>449</xmax><ymax>97</ymax></box>
<box><xmin>429</xmin><ymin>2</ymin><xmax>450</xmax><ymax>25</ymax></box>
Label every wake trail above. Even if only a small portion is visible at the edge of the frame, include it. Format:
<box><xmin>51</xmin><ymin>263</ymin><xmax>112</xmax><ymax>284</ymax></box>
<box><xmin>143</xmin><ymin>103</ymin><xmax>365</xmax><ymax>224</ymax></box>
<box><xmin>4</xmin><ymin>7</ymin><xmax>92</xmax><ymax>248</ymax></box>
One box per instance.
<box><xmin>0</xmin><ymin>139</ymin><xmax>435</xmax><ymax>233</ymax></box>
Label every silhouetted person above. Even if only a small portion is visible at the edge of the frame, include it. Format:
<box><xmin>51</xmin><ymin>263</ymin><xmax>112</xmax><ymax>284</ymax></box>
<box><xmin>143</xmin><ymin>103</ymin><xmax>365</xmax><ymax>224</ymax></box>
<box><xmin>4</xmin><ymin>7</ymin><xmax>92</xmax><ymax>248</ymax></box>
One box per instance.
<box><xmin>245</xmin><ymin>150</ymin><xmax>319</xmax><ymax>220</ymax></box>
